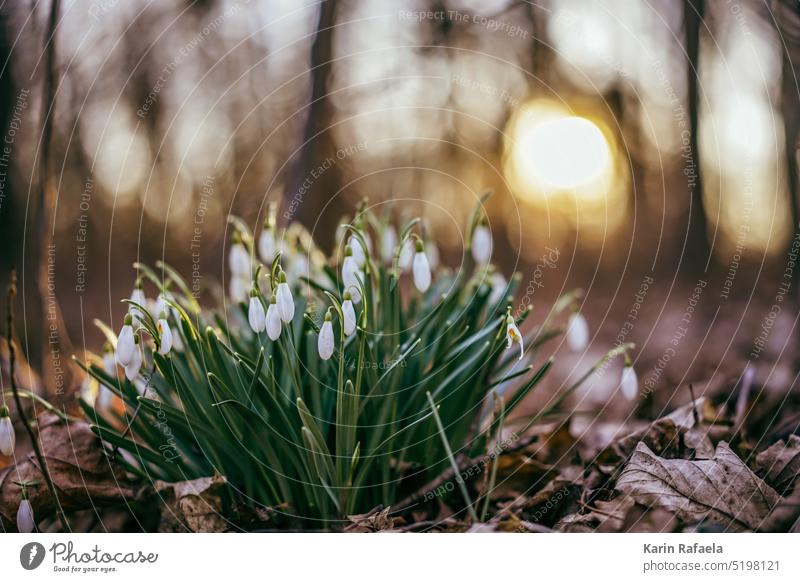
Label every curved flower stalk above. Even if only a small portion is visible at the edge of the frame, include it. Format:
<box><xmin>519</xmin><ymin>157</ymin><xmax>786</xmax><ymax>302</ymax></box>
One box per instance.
<box><xmin>81</xmin><ymin>201</ymin><xmax>633</xmax><ymax>528</ymax></box>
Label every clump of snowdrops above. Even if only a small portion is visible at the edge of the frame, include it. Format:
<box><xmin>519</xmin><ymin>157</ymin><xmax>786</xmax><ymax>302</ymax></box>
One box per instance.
<box><xmin>77</xmin><ymin>196</ymin><xmax>634</xmax><ymax>528</ymax></box>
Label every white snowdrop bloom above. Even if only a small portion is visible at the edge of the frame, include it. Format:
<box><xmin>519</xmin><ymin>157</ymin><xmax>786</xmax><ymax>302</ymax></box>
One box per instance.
<box><xmin>505</xmin><ymin>314</ymin><xmax>524</xmax><ymax>361</ymax></box>
<box><xmin>229</xmin><ymin>275</ymin><xmax>249</xmax><ymax>303</ymax></box>
<box><xmin>276</xmin><ymin>271</ymin><xmax>295</xmax><ymax>323</ymax></box>
<box><xmin>124</xmin><ymin>337</ymin><xmax>143</xmax><ymax>381</ymax></box>
<box><xmin>228</xmin><ymin>233</ymin><xmax>251</xmax><ymax>278</ymax></box>
<box><xmin>17</xmin><ymin>497</ymin><xmax>34</xmax><ymax>533</ymax></box>
<box><xmin>342</xmin><ymin>246</ymin><xmax>363</xmax><ymax>304</ymax></box>
<box><xmin>258</xmin><ymin>226</ymin><xmax>276</xmax><ymax>263</ymax></box>
<box><xmin>412</xmin><ymin>240</ymin><xmax>431</xmax><ymax>293</ymax></box>
<box><xmin>153</xmin><ymin>292</ymin><xmax>179</xmax><ymax>321</ymax></box>
<box><xmin>398</xmin><ymin>239</ymin><xmax>414</xmax><ymax>271</ymax></box>
<box><xmin>318</xmin><ymin>310</ymin><xmax>335</xmax><ymax>360</ymax></box>
<box><xmin>157</xmin><ymin>313</ymin><xmax>173</xmax><ymax>355</ymax></box>
<box><xmin>381</xmin><ymin>225</ymin><xmax>398</xmax><ymax>264</ymax></box>
<box><xmin>566</xmin><ymin>312</ymin><xmax>589</xmax><ymax>352</ymax></box>
<box><xmin>116</xmin><ymin>313</ymin><xmax>136</xmax><ymax>366</ymax></box>
<box><xmin>248</xmin><ymin>290</ymin><xmax>266</xmax><ymax>333</ymax></box>
<box><xmin>472</xmin><ymin>222</ymin><xmax>493</xmax><ymax>264</ymax></box>
<box><xmin>129</xmin><ymin>280</ymin><xmax>147</xmax><ymax>323</ymax></box>
<box><xmin>265</xmin><ymin>295</ymin><xmax>282</xmax><ymax>341</ymax></box>
<box><xmin>620</xmin><ymin>364</ymin><xmax>639</xmax><ymax>400</ymax></box>
<box><xmin>349</xmin><ymin>235</ymin><xmax>369</xmax><ymax>269</ymax></box>
<box><xmin>0</xmin><ymin>406</ymin><xmax>15</xmax><ymax>456</ymax></box>
<box><xmin>489</xmin><ymin>271</ymin><xmax>508</xmax><ymax>305</ymax></box>
<box><xmin>342</xmin><ymin>292</ymin><xmax>356</xmax><ymax>337</ymax></box>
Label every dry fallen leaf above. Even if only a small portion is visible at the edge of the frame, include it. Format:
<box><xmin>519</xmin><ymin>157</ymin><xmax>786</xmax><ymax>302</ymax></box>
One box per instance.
<box><xmin>156</xmin><ymin>474</ymin><xmax>229</xmax><ymax>532</ymax></box>
<box><xmin>755</xmin><ymin>434</ymin><xmax>800</xmax><ymax>494</ymax></box>
<box><xmin>0</xmin><ymin>413</ymin><xmax>153</xmax><ymax>530</ymax></box>
<box><xmin>616</xmin><ymin>441</ymin><xmax>779</xmax><ymax>531</ymax></box>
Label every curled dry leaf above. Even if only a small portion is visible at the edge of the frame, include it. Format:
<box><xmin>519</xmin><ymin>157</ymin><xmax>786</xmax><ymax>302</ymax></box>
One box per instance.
<box><xmin>616</xmin><ymin>441</ymin><xmax>779</xmax><ymax>531</ymax></box>
<box><xmin>156</xmin><ymin>474</ymin><xmax>229</xmax><ymax>532</ymax></box>
<box><xmin>345</xmin><ymin>506</ymin><xmax>400</xmax><ymax>532</ymax></box>
<box><xmin>755</xmin><ymin>434</ymin><xmax>800</xmax><ymax>494</ymax></box>
<box><xmin>0</xmin><ymin>413</ymin><xmax>153</xmax><ymax>530</ymax></box>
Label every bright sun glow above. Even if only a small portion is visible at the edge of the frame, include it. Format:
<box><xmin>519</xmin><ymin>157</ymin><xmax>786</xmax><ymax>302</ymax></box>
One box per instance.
<box><xmin>518</xmin><ymin>116</ymin><xmax>610</xmax><ymax>189</ymax></box>
<box><xmin>509</xmin><ymin>107</ymin><xmax>612</xmax><ymax>193</ymax></box>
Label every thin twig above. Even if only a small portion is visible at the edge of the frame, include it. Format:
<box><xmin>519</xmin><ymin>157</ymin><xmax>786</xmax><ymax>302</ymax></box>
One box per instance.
<box><xmin>7</xmin><ymin>269</ymin><xmax>70</xmax><ymax>531</ymax></box>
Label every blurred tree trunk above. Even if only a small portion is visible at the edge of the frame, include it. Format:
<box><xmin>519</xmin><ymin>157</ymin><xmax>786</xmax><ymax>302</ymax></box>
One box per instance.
<box><xmin>683</xmin><ymin>0</ymin><xmax>710</xmax><ymax>272</ymax></box>
<box><xmin>776</xmin><ymin>0</ymin><xmax>800</xmax><ymax>298</ymax></box>
<box><xmin>285</xmin><ymin>0</ymin><xmax>340</xmax><ymax>247</ymax></box>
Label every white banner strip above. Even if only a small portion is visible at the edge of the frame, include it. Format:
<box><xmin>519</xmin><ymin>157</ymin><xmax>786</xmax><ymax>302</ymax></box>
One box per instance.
<box><xmin>2</xmin><ymin>533</ymin><xmax>797</xmax><ymax>580</ymax></box>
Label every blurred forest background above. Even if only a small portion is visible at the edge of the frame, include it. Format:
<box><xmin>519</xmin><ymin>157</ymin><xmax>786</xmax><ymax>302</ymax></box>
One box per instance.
<box><xmin>1</xmin><ymin>0</ymin><xmax>800</xmax><ymax>421</ymax></box>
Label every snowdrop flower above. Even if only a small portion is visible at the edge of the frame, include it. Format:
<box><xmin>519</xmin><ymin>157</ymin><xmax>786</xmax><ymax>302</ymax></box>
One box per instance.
<box><xmin>342</xmin><ymin>245</ymin><xmax>363</xmax><ymax>304</ymax></box>
<box><xmin>97</xmin><ymin>343</ymin><xmax>115</xmax><ymax>411</ymax></box>
<box><xmin>620</xmin><ymin>362</ymin><xmax>639</xmax><ymax>400</ymax></box>
<box><xmin>229</xmin><ymin>275</ymin><xmax>249</xmax><ymax>304</ymax></box>
<box><xmin>318</xmin><ymin>309</ymin><xmax>335</xmax><ymax>360</ymax></box>
<box><xmin>248</xmin><ymin>289</ymin><xmax>266</xmax><ymax>333</ymax></box>
<box><xmin>342</xmin><ymin>291</ymin><xmax>356</xmax><ymax>337</ymax></box>
<box><xmin>0</xmin><ymin>406</ymin><xmax>15</xmax><ymax>456</ymax></box>
<box><xmin>258</xmin><ymin>222</ymin><xmax>277</xmax><ymax>263</ymax></box>
<box><xmin>472</xmin><ymin>220</ymin><xmax>493</xmax><ymax>264</ymax></box>
<box><xmin>17</xmin><ymin>491</ymin><xmax>34</xmax><ymax>533</ymax></box>
<box><xmin>124</xmin><ymin>336</ymin><xmax>143</xmax><ymax>381</ymax></box>
<box><xmin>566</xmin><ymin>312</ymin><xmax>589</xmax><ymax>352</ymax></box>
<box><xmin>412</xmin><ymin>238</ymin><xmax>431</xmax><ymax>293</ymax></box>
<box><xmin>229</xmin><ymin>231</ymin><xmax>251</xmax><ymax>278</ymax></box>
<box><xmin>488</xmin><ymin>270</ymin><xmax>508</xmax><ymax>305</ymax></box>
<box><xmin>265</xmin><ymin>294</ymin><xmax>282</xmax><ymax>341</ymax></box>
<box><xmin>116</xmin><ymin>313</ymin><xmax>136</xmax><ymax>366</ymax></box>
<box><xmin>129</xmin><ymin>279</ymin><xmax>147</xmax><ymax>323</ymax></box>
<box><xmin>398</xmin><ymin>239</ymin><xmax>414</xmax><ymax>271</ymax></box>
<box><xmin>381</xmin><ymin>225</ymin><xmax>398</xmax><ymax>264</ymax></box>
<box><xmin>156</xmin><ymin>312</ymin><xmax>173</xmax><ymax>355</ymax></box>
<box><xmin>505</xmin><ymin>314</ymin><xmax>524</xmax><ymax>361</ymax></box>
<box><xmin>349</xmin><ymin>234</ymin><xmax>370</xmax><ymax>269</ymax></box>
<box><xmin>276</xmin><ymin>270</ymin><xmax>295</xmax><ymax>323</ymax></box>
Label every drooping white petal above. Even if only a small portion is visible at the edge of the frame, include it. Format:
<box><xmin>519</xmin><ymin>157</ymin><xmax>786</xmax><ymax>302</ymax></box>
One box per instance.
<box><xmin>489</xmin><ymin>272</ymin><xmax>508</xmax><ymax>304</ymax></box>
<box><xmin>16</xmin><ymin>499</ymin><xmax>35</xmax><ymax>533</ymax></box>
<box><xmin>116</xmin><ymin>324</ymin><xmax>135</xmax><ymax>366</ymax></box>
<box><xmin>229</xmin><ymin>242</ymin><xmax>251</xmax><ymax>277</ymax></box>
<box><xmin>567</xmin><ymin>313</ymin><xmax>589</xmax><ymax>352</ymax></box>
<box><xmin>342</xmin><ymin>256</ymin><xmax>363</xmax><ymax>304</ymax></box>
<box><xmin>0</xmin><ymin>415</ymin><xmax>15</xmax><ymax>456</ymax></box>
<box><xmin>350</xmin><ymin>235</ymin><xmax>368</xmax><ymax>268</ymax></box>
<box><xmin>398</xmin><ymin>239</ymin><xmax>414</xmax><ymax>270</ymax></box>
<box><xmin>130</xmin><ymin>287</ymin><xmax>147</xmax><ymax>309</ymax></box>
<box><xmin>157</xmin><ymin>319</ymin><xmax>173</xmax><ymax>355</ymax></box>
<box><xmin>381</xmin><ymin>226</ymin><xmax>398</xmax><ymax>263</ymax></box>
<box><xmin>505</xmin><ymin>320</ymin><xmax>524</xmax><ymax>361</ymax></box>
<box><xmin>258</xmin><ymin>230</ymin><xmax>276</xmax><ymax>263</ymax></box>
<box><xmin>266</xmin><ymin>304</ymin><xmax>282</xmax><ymax>340</ymax></box>
<box><xmin>125</xmin><ymin>345</ymin><xmax>142</xmax><ymax>381</ymax></box>
<box><xmin>342</xmin><ymin>299</ymin><xmax>356</xmax><ymax>336</ymax></box>
<box><xmin>620</xmin><ymin>366</ymin><xmax>639</xmax><ymax>400</ymax></box>
<box><xmin>412</xmin><ymin>251</ymin><xmax>431</xmax><ymax>292</ymax></box>
<box><xmin>318</xmin><ymin>320</ymin><xmax>335</xmax><ymax>360</ymax></box>
<box><xmin>276</xmin><ymin>282</ymin><xmax>295</xmax><ymax>323</ymax></box>
<box><xmin>472</xmin><ymin>225</ymin><xmax>493</xmax><ymax>264</ymax></box>
<box><xmin>248</xmin><ymin>297</ymin><xmax>266</xmax><ymax>332</ymax></box>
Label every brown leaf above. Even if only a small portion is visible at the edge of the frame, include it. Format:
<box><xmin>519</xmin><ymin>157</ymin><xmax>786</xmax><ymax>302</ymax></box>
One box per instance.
<box><xmin>0</xmin><ymin>414</ymin><xmax>153</xmax><ymax>531</ymax></box>
<box><xmin>156</xmin><ymin>474</ymin><xmax>229</xmax><ymax>532</ymax></box>
<box><xmin>755</xmin><ymin>435</ymin><xmax>800</xmax><ymax>494</ymax></box>
<box><xmin>616</xmin><ymin>441</ymin><xmax>779</xmax><ymax>531</ymax></box>
<box><xmin>555</xmin><ymin>495</ymin><xmax>635</xmax><ymax>532</ymax></box>
<box><xmin>345</xmin><ymin>506</ymin><xmax>400</xmax><ymax>532</ymax></box>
